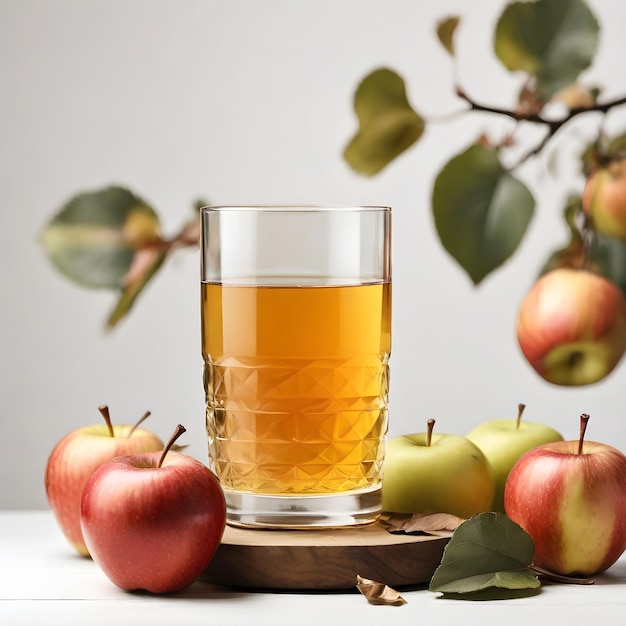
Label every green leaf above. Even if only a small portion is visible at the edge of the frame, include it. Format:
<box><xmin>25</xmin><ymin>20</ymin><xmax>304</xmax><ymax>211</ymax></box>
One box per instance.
<box><xmin>494</xmin><ymin>0</ymin><xmax>599</xmax><ymax>100</ymax></box>
<box><xmin>344</xmin><ymin>68</ymin><xmax>425</xmax><ymax>176</ymax></box>
<box><xmin>540</xmin><ymin>194</ymin><xmax>585</xmax><ymax>274</ymax></box>
<box><xmin>429</xmin><ymin>512</ymin><xmax>540</xmax><ymax>597</ymax></box>
<box><xmin>590</xmin><ymin>233</ymin><xmax>626</xmax><ymax>297</ymax></box>
<box><xmin>436</xmin><ymin>16</ymin><xmax>460</xmax><ymax>56</ymax></box>
<box><xmin>41</xmin><ymin>186</ymin><xmax>161</xmax><ymax>289</ymax></box>
<box><xmin>432</xmin><ymin>144</ymin><xmax>535</xmax><ymax>284</ymax></box>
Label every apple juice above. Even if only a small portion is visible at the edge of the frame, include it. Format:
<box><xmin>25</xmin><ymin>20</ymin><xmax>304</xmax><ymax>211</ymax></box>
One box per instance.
<box><xmin>201</xmin><ymin>281</ymin><xmax>391</xmax><ymax>496</ymax></box>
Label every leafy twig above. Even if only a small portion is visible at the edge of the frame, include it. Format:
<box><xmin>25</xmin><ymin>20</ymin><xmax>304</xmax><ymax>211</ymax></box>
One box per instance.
<box><xmin>455</xmin><ymin>87</ymin><xmax>626</xmax><ymax>167</ymax></box>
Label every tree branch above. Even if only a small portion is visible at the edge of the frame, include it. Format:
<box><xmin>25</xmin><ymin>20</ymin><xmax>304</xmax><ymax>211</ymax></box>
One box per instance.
<box><xmin>455</xmin><ymin>87</ymin><xmax>626</xmax><ymax>168</ymax></box>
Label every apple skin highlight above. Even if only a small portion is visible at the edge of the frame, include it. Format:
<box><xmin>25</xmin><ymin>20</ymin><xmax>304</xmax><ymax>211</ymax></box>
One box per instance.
<box><xmin>504</xmin><ymin>440</ymin><xmax>626</xmax><ymax>576</ymax></box>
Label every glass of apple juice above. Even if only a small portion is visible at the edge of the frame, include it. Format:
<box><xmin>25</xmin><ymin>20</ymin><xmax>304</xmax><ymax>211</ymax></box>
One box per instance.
<box><xmin>200</xmin><ymin>206</ymin><xmax>391</xmax><ymax>528</ymax></box>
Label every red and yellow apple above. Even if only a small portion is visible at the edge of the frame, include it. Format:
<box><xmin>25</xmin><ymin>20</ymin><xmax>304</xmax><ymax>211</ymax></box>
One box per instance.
<box><xmin>382</xmin><ymin>419</ymin><xmax>494</xmax><ymax>519</ymax></box>
<box><xmin>45</xmin><ymin>405</ymin><xmax>164</xmax><ymax>556</ymax></box>
<box><xmin>504</xmin><ymin>414</ymin><xmax>626</xmax><ymax>576</ymax></box>
<box><xmin>582</xmin><ymin>158</ymin><xmax>626</xmax><ymax>241</ymax></box>
<box><xmin>466</xmin><ymin>403</ymin><xmax>563</xmax><ymax>512</ymax></box>
<box><xmin>516</xmin><ymin>268</ymin><xmax>626</xmax><ymax>386</ymax></box>
<box><xmin>80</xmin><ymin>425</ymin><xmax>226</xmax><ymax>594</ymax></box>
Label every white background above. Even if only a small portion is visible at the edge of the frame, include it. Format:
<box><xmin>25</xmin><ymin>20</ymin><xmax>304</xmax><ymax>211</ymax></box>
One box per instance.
<box><xmin>2</xmin><ymin>0</ymin><xmax>625</xmax><ymax>509</ymax></box>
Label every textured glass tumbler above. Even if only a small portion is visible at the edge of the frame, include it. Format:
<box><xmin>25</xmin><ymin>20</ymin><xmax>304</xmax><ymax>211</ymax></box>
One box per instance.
<box><xmin>200</xmin><ymin>206</ymin><xmax>391</xmax><ymax>528</ymax></box>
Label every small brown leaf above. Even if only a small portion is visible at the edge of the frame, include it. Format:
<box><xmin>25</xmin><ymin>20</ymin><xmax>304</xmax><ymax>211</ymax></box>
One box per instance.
<box><xmin>380</xmin><ymin>512</ymin><xmax>465</xmax><ymax>536</ymax></box>
<box><xmin>530</xmin><ymin>565</ymin><xmax>594</xmax><ymax>585</ymax></box>
<box><xmin>436</xmin><ymin>16</ymin><xmax>460</xmax><ymax>56</ymax></box>
<box><xmin>356</xmin><ymin>575</ymin><xmax>407</xmax><ymax>606</ymax></box>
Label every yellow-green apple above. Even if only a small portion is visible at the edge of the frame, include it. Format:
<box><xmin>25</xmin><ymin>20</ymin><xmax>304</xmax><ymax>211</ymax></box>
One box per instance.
<box><xmin>582</xmin><ymin>158</ymin><xmax>626</xmax><ymax>241</ymax></box>
<box><xmin>80</xmin><ymin>425</ymin><xmax>226</xmax><ymax>594</ymax></box>
<box><xmin>382</xmin><ymin>419</ymin><xmax>494</xmax><ymax>518</ymax></box>
<box><xmin>45</xmin><ymin>405</ymin><xmax>164</xmax><ymax>556</ymax></box>
<box><xmin>466</xmin><ymin>403</ymin><xmax>563</xmax><ymax>512</ymax></box>
<box><xmin>504</xmin><ymin>414</ymin><xmax>626</xmax><ymax>576</ymax></box>
<box><xmin>516</xmin><ymin>268</ymin><xmax>626</xmax><ymax>386</ymax></box>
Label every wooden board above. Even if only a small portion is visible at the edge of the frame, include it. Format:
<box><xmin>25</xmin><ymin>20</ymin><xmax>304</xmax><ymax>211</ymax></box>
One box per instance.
<box><xmin>199</xmin><ymin>523</ymin><xmax>449</xmax><ymax>590</ymax></box>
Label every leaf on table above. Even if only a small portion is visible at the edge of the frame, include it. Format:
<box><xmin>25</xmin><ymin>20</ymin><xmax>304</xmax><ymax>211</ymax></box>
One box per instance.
<box><xmin>429</xmin><ymin>512</ymin><xmax>541</xmax><ymax>598</ymax></box>
<box><xmin>436</xmin><ymin>16</ymin><xmax>460</xmax><ymax>57</ymax></box>
<box><xmin>356</xmin><ymin>575</ymin><xmax>407</xmax><ymax>606</ymax></box>
<box><xmin>343</xmin><ymin>67</ymin><xmax>425</xmax><ymax>176</ymax></box>
<box><xmin>380</xmin><ymin>512</ymin><xmax>465</xmax><ymax>536</ymax></box>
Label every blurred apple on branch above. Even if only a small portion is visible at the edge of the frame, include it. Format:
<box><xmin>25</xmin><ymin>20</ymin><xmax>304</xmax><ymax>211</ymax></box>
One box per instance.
<box><xmin>39</xmin><ymin>0</ymin><xmax>626</xmax><ymax>386</ymax></box>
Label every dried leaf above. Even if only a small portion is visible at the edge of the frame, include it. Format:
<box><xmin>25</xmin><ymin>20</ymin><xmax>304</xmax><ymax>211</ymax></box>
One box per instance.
<box><xmin>381</xmin><ymin>512</ymin><xmax>465</xmax><ymax>536</ymax></box>
<box><xmin>554</xmin><ymin>83</ymin><xmax>596</xmax><ymax>109</ymax></box>
<box><xmin>356</xmin><ymin>575</ymin><xmax>407</xmax><ymax>606</ymax></box>
<box><xmin>436</xmin><ymin>16</ymin><xmax>460</xmax><ymax>56</ymax></box>
<box><xmin>531</xmin><ymin>565</ymin><xmax>594</xmax><ymax>585</ymax></box>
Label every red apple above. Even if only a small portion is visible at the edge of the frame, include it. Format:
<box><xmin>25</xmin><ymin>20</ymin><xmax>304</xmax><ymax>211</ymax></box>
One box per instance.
<box><xmin>80</xmin><ymin>425</ymin><xmax>226</xmax><ymax>594</ymax></box>
<box><xmin>45</xmin><ymin>405</ymin><xmax>164</xmax><ymax>555</ymax></box>
<box><xmin>582</xmin><ymin>158</ymin><xmax>626</xmax><ymax>241</ymax></box>
<box><xmin>516</xmin><ymin>268</ymin><xmax>626</xmax><ymax>385</ymax></box>
<box><xmin>504</xmin><ymin>414</ymin><xmax>626</xmax><ymax>576</ymax></box>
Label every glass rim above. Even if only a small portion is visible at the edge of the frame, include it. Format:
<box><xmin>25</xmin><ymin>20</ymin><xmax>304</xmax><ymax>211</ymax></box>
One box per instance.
<box><xmin>200</xmin><ymin>205</ymin><xmax>391</xmax><ymax>213</ymax></box>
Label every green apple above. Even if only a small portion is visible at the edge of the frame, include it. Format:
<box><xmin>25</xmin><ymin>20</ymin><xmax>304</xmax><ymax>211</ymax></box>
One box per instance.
<box><xmin>382</xmin><ymin>419</ymin><xmax>494</xmax><ymax>518</ymax></box>
<box><xmin>466</xmin><ymin>404</ymin><xmax>564</xmax><ymax>512</ymax></box>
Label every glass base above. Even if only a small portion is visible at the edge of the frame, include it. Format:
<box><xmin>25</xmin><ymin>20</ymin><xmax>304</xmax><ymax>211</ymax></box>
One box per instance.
<box><xmin>223</xmin><ymin>487</ymin><xmax>382</xmax><ymax>529</ymax></box>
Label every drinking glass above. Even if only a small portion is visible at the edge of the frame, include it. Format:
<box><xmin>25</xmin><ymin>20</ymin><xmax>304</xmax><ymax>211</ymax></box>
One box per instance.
<box><xmin>200</xmin><ymin>206</ymin><xmax>391</xmax><ymax>528</ymax></box>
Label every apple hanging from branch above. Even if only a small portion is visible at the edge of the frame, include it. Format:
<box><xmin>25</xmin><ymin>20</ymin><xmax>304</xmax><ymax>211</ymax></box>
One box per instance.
<box><xmin>582</xmin><ymin>157</ymin><xmax>626</xmax><ymax>242</ymax></box>
<box><xmin>516</xmin><ymin>267</ymin><xmax>626</xmax><ymax>386</ymax></box>
<box><xmin>80</xmin><ymin>424</ymin><xmax>226</xmax><ymax>594</ymax></box>
<box><xmin>45</xmin><ymin>405</ymin><xmax>164</xmax><ymax>555</ymax></box>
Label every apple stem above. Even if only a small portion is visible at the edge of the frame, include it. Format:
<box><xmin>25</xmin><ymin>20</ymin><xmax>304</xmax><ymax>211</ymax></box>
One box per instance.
<box><xmin>580</xmin><ymin>223</ymin><xmax>595</xmax><ymax>272</ymax></box>
<box><xmin>578</xmin><ymin>413</ymin><xmax>590</xmax><ymax>455</ymax></box>
<box><xmin>98</xmin><ymin>405</ymin><xmax>115</xmax><ymax>438</ymax></box>
<box><xmin>128</xmin><ymin>410</ymin><xmax>151</xmax><ymax>438</ymax></box>
<box><xmin>427</xmin><ymin>419</ymin><xmax>435</xmax><ymax>447</ymax></box>
<box><xmin>158</xmin><ymin>424</ymin><xmax>186</xmax><ymax>468</ymax></box>
<box><xmin>516</xmin><ymin>403</ymin><xmax>526</xmax><ymax>430</ymax></box>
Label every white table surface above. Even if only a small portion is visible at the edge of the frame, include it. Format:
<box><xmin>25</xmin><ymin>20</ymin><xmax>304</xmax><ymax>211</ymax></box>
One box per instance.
<box><xmin>2</xmin><ymin>511</ymin><xmax>626</xmax><ymax>626</ymax></box>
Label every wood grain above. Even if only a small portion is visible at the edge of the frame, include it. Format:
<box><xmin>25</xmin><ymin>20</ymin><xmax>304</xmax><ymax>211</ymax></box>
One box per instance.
<box><xmin>199</xmin><ymin>523</ymin><xmax>449</xmax><ymax>590</ymax></box>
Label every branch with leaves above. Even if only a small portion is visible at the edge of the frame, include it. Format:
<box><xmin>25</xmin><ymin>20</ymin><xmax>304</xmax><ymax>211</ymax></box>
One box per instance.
<box><xmin>39</xmin><ymin>0</ymin><xmax>626</xmax><ymax>384</ymax></box>
<box><xmin>343</xmin><ymin>0</ymin><xmax>626</xmax><ymax>289</ymax></box>
<box><xmin>41</xmin><ymin>187</ymin><xmax>203</xmax><ymax>329</ymax></box>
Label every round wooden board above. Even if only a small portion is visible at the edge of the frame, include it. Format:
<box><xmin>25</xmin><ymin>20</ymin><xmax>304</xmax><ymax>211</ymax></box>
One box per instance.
<box><xmin>199</xmin><ymin>523</ymin><xmax>449</xmax><ymax>591</ymax></box>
